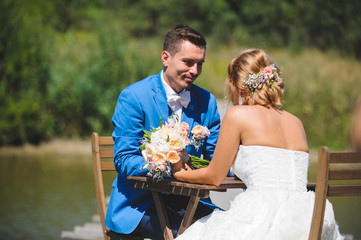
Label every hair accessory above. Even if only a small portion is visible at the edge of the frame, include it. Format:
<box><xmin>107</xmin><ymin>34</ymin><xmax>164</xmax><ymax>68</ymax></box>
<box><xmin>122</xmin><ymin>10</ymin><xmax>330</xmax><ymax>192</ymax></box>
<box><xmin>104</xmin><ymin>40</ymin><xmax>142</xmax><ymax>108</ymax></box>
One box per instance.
<box><xmin>243</xmin><ymin>64</ymin><xmax>280</xmax><ymax>93</ymax></box>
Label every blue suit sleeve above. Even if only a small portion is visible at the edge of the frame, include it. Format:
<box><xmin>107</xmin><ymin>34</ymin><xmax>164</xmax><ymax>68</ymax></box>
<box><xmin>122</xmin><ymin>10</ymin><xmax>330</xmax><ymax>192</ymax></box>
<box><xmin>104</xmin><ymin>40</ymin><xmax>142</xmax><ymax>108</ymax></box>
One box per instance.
<box><xmin>112</xmin><ymin>88</ymin><xmax>148</xmax><ymax>178</ymax></box>
<box><xmin>201</xmin><ymin>94</ymin><xmax>221</xmax><ymax>160</ymax></box>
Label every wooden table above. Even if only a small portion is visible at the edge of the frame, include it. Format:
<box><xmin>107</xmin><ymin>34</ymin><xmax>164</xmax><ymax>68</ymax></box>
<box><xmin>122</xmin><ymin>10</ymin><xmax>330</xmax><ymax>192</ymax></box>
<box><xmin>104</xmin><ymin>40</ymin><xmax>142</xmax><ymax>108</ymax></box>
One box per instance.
<box><xmin>127</xmin><ymin>176</ymin><xmax>317</xmax><ymax>240</ymax></box>
<box><xmin>127</xmin><ymin>176</ymin><xmax>246</xmax><ymax>240</ymax></box>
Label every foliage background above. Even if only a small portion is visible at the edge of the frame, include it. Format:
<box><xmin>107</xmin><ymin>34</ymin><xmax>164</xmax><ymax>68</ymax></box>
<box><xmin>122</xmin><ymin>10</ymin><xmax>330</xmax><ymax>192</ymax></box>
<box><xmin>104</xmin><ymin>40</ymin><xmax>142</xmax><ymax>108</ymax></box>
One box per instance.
<box><xmin>1</xmin><ymin>0</ymin><xmax>361</xmax><ymax>150</ymax></box>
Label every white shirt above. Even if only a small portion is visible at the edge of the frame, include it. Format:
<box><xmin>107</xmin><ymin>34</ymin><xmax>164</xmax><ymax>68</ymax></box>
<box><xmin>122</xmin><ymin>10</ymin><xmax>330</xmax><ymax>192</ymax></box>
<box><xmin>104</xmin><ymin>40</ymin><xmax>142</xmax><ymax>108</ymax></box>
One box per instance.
<box><xmin>161</xmin><ymin>71</ymin><xmax>190</xmax><ymax>121</ymax></box>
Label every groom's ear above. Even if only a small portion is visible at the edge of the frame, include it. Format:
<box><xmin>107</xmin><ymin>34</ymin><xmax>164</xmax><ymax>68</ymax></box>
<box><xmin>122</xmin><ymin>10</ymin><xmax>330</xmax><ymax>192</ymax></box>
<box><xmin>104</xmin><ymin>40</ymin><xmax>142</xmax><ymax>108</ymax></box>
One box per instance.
<box><xmin>161</xmin><ymin>51</ymin><xmax>171</xmax><ymax>67</ymax></box>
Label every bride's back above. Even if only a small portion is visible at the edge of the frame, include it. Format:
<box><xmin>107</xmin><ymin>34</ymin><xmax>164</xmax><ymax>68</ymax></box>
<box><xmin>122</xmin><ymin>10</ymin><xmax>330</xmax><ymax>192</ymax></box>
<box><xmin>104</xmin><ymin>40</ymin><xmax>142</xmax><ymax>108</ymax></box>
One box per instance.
<box><xmin>225</xmin><ymin>49</ymin><xmax>308</xmax><ymax>152</ymax></box>
<box><xmin>235</xmin><ymin>105</ymin><xmax>308</xmax><ymax>152</ymax></box>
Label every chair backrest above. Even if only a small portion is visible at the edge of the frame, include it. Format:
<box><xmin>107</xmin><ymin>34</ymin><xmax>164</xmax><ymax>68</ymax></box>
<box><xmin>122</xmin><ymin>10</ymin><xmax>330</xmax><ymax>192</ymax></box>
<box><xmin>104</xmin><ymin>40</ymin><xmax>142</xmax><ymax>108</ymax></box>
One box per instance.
<box><xmin>309</xmin><ymin>146</ymin><xmax>361</xmax><ymax>240</ymax></box>
<box><xmin>92</xmin><ymin>132</ymin><xmax>115</xmax><ymax>240</ymax></box>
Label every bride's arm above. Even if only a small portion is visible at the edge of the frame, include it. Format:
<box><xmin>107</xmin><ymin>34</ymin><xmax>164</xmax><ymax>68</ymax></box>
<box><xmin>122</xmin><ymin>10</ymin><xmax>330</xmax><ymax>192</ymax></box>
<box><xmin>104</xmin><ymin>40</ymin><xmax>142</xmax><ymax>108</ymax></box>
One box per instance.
<box><xmin>173</xmin><ymin>107</ymin><xmax>242</xmax><ymax>186</ymax></box>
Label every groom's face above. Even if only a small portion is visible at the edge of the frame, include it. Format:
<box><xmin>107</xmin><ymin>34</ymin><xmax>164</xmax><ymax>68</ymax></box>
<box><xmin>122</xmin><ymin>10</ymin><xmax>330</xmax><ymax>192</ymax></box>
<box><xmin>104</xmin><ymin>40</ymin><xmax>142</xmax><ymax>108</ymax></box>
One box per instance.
<box><xmin>162</xmin><ymin>40</ymin><xmax>205</xmax><ymax>93</ymax></box>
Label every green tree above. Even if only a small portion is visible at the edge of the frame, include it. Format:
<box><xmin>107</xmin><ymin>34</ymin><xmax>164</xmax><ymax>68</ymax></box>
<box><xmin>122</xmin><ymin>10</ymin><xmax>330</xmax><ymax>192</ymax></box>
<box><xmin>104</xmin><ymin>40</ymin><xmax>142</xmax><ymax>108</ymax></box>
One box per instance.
<box><xmin>0</xmin><ymin>1</ymin><xmax>53</xmax><ymax>145</ymax></box>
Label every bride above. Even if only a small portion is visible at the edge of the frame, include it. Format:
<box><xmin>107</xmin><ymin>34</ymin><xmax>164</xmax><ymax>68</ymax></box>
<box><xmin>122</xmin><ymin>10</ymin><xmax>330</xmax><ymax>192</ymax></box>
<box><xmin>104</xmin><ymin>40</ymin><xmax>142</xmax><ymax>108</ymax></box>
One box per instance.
<box><xmin>172</xmin><ymin>49</ymin><xmax>343</xmax><ymax>240</ymax></box>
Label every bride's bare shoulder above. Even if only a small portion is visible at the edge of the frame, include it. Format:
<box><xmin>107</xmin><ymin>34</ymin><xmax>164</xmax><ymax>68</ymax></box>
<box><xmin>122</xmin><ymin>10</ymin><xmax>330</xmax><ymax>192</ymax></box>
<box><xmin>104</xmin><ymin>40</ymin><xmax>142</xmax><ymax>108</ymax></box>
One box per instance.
<box><xmin>224</xmin><ymin>105</ymin><xmax>254</xmax><ymax>115</ymax></box>
<box><xmin>223</xmin><ymin>105</ymin><xmax>260</xmax><ymax>122</ymax></box>
<box><xmin>225</xmin><ymin>105</ymin><xmax>272</xmax><ymax>116</ymax></box>
<box><xmin>282</xmin><ymin>110</ymin><xmax>304</xmax><ymax>125</ymax></box>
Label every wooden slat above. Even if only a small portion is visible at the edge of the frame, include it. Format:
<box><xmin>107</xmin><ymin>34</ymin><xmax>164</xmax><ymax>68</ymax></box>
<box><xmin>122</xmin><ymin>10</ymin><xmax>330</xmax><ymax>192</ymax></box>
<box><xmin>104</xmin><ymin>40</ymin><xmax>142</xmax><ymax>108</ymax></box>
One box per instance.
<box><xmin>99</xmin><ymin>136</ymin><xmax>114</xmax><ymax>146</ymax></box>
<box><xmin>178</xmin><ymin>196</ymin><xmax>200</xmax><ymax>235</ymax></box>
<box><xmin>329</xmin><ymin>168</ymin><xmax>361</xmax><ymax>180</ymax></box>
<box><xmin>101</xmin><ymin>161</ymin><xmax>116</xmax><ymax>171</ymax></box>
<box><xmin>328</xmin><ymin>184</ymin><xmax>361</xmax><ymax>196</ymax></box>
<box><xmin>152</xmin><ymin>192</ymin><xmax>174</xmax><ymax>240</ymax></box>
<box><xmin>306</xmin><ymin>182</ymin><xmax>316</xmax><ymax>191</ymax></box>
<box><xmin>131</xmin><ymin>180</ymin><xmax>210</xmax><ymax>198</ymax></box>
<box><xmin>128</xmin><ymin>176</ymin><xmax>246</xmax><ymax>191</ymax></box>
<box><xmin>100</xmin><ymin>149</ymin><xmax>114</xmax><ymax>158</ymax></box>
<box><xmin>329</xmin><ymin>152</ymin><xmax>361</xmax><ymax>163</ymax></box>
<box><xmin>308</xmin><ymin>146</ymin><xmax>329</xmax><ymax>240</ymax></box>
<box><xmin>91</xmin><ymin>132</ymin><xmax>110</xmax><ymax>240</ymax></box>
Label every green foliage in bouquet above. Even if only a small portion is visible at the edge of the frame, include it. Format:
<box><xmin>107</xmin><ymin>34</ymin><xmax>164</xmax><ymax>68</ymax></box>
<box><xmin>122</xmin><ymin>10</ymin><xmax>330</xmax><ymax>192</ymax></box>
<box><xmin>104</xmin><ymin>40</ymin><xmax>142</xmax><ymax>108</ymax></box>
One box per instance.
<box><xmin>187</xmin><ymin>155</ymin><xmax>210</xmax><ymax>169</ymax></box>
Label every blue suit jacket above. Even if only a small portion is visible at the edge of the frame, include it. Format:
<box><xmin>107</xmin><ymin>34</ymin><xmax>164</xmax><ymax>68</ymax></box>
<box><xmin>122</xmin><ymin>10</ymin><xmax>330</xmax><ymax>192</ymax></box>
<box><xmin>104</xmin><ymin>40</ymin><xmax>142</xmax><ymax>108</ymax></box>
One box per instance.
<box><xmin>105</xmin><ymin>71</ymin><xmax>221</xmax><ymax>234</ymax></box>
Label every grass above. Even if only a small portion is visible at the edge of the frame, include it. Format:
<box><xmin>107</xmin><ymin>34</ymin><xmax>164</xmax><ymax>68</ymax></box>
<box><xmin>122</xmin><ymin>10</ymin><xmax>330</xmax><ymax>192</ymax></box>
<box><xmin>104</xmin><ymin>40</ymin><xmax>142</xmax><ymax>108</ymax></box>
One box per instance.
<box><xmin>196</xmin><ymin>43</ymin><xmax>361</xmax><ymax>150</ymax></box>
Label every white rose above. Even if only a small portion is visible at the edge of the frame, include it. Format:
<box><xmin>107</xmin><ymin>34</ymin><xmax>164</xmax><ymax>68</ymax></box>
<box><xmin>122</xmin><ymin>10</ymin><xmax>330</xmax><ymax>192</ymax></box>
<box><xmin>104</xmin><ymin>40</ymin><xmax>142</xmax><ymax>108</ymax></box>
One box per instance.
<box><xmin>141</xmin><ymin>150</ymin><xmax>148</xmax><ymax>162</ymax></box>
<box><xmin>167</xmin><ymin>150</ymin><xmax>181</xmax><ymax>164</ymax></box>
<box><xmin>153</xmin><ymin>152</ymin><xmax>166</xmax><ymax>165</ymax></box>
<box><xmin>145</xmin><ymin>144</ymin><xmax>156</xmax><ymax>158</ymax></box>
<box><xmin>168</xmin><ymin>138</ymin><xmax>185</xmax><ymax>151</ymax></box>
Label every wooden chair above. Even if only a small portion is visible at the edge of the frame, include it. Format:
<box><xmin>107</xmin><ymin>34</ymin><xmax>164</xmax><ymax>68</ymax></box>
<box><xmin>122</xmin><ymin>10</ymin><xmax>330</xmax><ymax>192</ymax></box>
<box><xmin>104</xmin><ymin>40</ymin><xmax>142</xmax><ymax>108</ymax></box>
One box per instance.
<box><xmin>92</xmin><ymin>132</ymin><xmax>144</xmax><ymax>240</ymax></box>
<box><xmin>308</xmin><ymin>146</ymin><xmax>361</xmax><ymax>240</ymax></box>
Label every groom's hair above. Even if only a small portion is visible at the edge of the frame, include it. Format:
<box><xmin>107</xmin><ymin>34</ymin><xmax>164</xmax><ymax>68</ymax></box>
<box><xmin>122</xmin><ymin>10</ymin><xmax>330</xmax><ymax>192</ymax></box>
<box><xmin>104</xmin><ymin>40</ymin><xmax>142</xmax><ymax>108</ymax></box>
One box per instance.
<box><xmin>163</xmin><ymin>25</ymin><xmax>206</xmax><ymax>56</ymax></box>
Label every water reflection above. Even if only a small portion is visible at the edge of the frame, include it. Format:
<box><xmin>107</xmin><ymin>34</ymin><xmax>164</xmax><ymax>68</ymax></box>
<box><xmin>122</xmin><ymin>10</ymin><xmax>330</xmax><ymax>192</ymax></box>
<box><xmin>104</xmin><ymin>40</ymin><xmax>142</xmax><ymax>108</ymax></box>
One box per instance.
<box><xmin>0</xmin><ymin>149</ymin><xmax>360</xmax><ymax>239</ymax></box>
<box><xmin>0</xmin><ymin>152</ymin><xmax>98</xmax><ymax>239</ymax></box>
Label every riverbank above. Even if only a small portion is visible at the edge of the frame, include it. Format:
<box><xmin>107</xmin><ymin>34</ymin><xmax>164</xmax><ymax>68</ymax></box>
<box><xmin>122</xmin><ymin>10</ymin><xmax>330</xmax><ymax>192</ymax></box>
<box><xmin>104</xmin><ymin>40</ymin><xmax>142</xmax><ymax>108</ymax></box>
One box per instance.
<box><xmin>0</xmin><ymin>99</ymin><xmax>320</xmax><ymax>162</ymax></box>
<box><xmin>0</xmin><ymin>139</ymin><xmax>91</xmax><ymax>161</ymax></box>
<box><xmin>0</xmin><ymin>138</ymin><xmax>358</xmax><ymax>239</ymax></box>
<box><xmin>0</xmin><ymin>137</ymin><xmax>319</xmax><ymax>163</ymax></box>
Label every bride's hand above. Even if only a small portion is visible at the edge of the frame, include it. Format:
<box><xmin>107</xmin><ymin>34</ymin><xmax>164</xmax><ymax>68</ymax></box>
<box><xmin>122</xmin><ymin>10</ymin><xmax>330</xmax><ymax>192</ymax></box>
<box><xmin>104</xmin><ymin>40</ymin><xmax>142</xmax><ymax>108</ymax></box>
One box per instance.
<box><xmin>171</xmin><ymin>160</ymin><xmax>191</xmax><ymax>177</ymax></box>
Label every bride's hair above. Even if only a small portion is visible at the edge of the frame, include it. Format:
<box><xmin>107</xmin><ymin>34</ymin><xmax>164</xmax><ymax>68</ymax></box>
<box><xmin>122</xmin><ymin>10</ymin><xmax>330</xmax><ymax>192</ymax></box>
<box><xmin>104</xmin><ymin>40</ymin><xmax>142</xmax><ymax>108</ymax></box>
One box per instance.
<box><xmin>225</xmin><ymin>49</ymin><xmax>284</xmax><ymax>108</ymax></box>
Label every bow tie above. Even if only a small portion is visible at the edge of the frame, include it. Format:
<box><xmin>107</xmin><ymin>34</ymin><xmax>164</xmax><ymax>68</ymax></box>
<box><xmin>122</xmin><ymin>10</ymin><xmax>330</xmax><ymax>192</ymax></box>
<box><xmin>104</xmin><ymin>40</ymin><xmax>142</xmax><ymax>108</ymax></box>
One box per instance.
<box><xmin>167</xmin><ymin>90</ymin><xmax>191</xmax><ymax>109</ymax></box>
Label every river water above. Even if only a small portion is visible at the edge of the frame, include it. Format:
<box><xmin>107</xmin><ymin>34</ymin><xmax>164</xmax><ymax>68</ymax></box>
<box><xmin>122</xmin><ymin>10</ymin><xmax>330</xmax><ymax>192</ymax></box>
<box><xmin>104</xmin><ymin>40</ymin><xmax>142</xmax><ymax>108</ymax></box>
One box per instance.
<box><xmin>0</xmin><ymin>141</ymin><xmax>360</xmax><ymax>240</ymax></box>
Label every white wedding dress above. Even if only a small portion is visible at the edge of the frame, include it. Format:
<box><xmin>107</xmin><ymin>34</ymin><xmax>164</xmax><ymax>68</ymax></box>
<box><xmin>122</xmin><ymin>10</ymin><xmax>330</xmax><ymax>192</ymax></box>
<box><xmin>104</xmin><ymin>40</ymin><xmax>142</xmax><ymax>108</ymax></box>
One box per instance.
<box><xmin>176</xmin><ymin>145</ymin><xmax>343</xmax><ymax>240</ymax></box>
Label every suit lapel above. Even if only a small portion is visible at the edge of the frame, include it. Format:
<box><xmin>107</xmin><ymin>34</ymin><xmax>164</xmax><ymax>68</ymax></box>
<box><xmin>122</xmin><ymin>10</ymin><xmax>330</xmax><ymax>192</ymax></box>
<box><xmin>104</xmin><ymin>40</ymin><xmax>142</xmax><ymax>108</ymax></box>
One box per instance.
<box><xmin>152</xmin><ymin>72</ymin><xmax>172</xmax><ymax>121</ymax></box>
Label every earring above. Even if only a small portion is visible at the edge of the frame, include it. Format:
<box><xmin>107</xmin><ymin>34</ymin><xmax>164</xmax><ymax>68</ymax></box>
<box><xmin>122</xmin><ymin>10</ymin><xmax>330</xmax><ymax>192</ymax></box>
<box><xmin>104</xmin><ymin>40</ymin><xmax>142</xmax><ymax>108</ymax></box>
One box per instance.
<box><xmin>238</xmin><ymin>96</ymin><xmax>243</xmax><ymax>105</ymax></box>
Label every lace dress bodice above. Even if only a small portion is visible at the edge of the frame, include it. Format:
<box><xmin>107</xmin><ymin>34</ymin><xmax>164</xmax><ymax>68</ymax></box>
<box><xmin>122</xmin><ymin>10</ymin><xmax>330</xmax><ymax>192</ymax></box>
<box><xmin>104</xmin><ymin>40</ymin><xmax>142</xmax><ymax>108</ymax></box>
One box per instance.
<box><xmin>232</xmin><ymin>145</ymin><xmax>309</xmax><ymax>192</ymax></box>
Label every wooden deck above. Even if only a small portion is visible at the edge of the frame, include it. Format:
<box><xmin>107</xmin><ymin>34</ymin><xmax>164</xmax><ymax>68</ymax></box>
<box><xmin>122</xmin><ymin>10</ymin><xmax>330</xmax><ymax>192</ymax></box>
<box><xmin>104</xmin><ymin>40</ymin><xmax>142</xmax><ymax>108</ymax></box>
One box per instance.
<box><xmin>61</xmin><ymin>214</ymin><xmax>354</xmax><ymax>240</ymax></box>
<box><xmin>61</xmin><ymin>215</ymin><xmax>104</xmax><ymax>240</ymax></box>
<box><xmin>61</xmin><ymin>214</ymin><xmax>152</xmax><ymax>240</ymax></box>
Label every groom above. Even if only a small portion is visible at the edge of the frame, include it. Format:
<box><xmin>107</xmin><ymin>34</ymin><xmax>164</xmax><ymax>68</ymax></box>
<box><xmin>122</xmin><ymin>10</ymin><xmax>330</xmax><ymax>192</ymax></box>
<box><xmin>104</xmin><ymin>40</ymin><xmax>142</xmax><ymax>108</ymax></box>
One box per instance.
<box><xmin>105</xmin><ymin>25</ymin><xmax>221</xmax><ymax>240</ymax></box>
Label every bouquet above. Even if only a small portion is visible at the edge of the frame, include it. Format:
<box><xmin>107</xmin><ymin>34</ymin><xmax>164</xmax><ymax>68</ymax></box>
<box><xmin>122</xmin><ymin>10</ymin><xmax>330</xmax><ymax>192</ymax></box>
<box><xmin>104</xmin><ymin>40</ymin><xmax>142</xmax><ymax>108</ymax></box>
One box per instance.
<box><xmin>140</xmin><ymin>115</ymin><xmax>210</xmax><ymax>181</ymax></box>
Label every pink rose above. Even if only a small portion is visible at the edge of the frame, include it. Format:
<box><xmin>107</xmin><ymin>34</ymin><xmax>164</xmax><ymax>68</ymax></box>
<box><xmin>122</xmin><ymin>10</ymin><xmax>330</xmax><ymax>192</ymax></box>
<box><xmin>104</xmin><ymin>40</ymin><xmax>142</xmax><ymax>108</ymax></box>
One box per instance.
<box><xmin>159</xmin><ymin>164</ymin><xmax>166</xmax><ymax>171</ymax></box>
<box><xmin>191</xmin><ymin>125</ymin><xmax>210</xmax><ymax>139</ymax></box>
<box><xmin>180</xmin><ymin>122</ymin><xmax>189</xmax><ymax>130</ymax></box>
<box><xmin>184</xmin><ymin>136</ymin><xmax>190</xmax><ymax>145</ymax></box>
<box><xmin>179</xmin><ymin>127</ymin><xmax>189</xmax><ymax>136</ymax></box>
<box><xmin>179</xmin><ymin>122</ymin><xmax>189</xmax><ymax>136</ymax></box>
<box><xmin>264</xmin><ymin>67</ymin><xmax>273</xmax><ymax>78</ymax></box>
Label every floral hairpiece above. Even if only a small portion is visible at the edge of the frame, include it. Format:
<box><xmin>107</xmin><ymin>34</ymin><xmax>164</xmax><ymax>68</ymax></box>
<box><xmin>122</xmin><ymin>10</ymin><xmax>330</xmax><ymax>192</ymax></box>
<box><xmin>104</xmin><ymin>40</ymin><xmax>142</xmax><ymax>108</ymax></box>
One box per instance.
<box><xmin>243</xmin><ymin>64</ymin><xmax>280</xmax><ymax>93</ymax></box>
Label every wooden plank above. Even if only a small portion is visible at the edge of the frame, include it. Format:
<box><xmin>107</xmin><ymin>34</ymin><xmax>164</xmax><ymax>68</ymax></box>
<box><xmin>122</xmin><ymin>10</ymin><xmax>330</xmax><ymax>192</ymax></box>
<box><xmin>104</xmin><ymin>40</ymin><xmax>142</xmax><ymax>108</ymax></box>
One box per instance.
<box><xmin>128</xmin><ymin>176</ymin><xmax>246</xmax><ymax>191</ymax></box>
<box><xmin>308</xmin><ymin>146</ymin><xmax>329</xmax><ymax>240</ymax></box>
<box><xmin>131</xmin><ymin>180</ymin><xmax>210</xmax><ymax>198</ymax></box>
<box><xmin>101</xmin><ymin>161</ymin><xmax>116</xmax><ymax>171</ymax></box>
<box><xmin>329</xmin><ymin>168</ymin><xmax>361</xmax><ymax>180</ymax></box>
<box><xmin>307</xmin><ymin>182</ymin><xmax>316</xmax><ymax>191</ymax></box>
<box><xmin>328</xmin><ymin>185</ymin><xmax>361</xmax><ymax>196</ymax></box>
<box><xmin>100</xmin><ymin>149</ymin><xmax>114</xmax><ymax>158</ymax></box>
<box><xmin>152</xmin><ymin>192</ymin><xmax>174</xmax><ymax>240</ymax></box>
<box><xmin>178</xmin><ymin>196</ymin><xmax>200</xmax><ymax>235</ymax></box>
<box><xmin>91</xmin><ymin>132</ymin><xmax>110</xmax><ymax>240</ymax></box>
<box><xmin>129</xmin><ymin>176</ymin><xmax>316</xmax><ymax>193</ymax></box>
<box><xmin>329</xmin><ymin>152</ymin><xmax>361</xmax><ymax>163</ymax></box>
<box><xmin>99</xmin><ymin>136</ymin><xmax>114</xmax><ymax>146</ymax></box>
